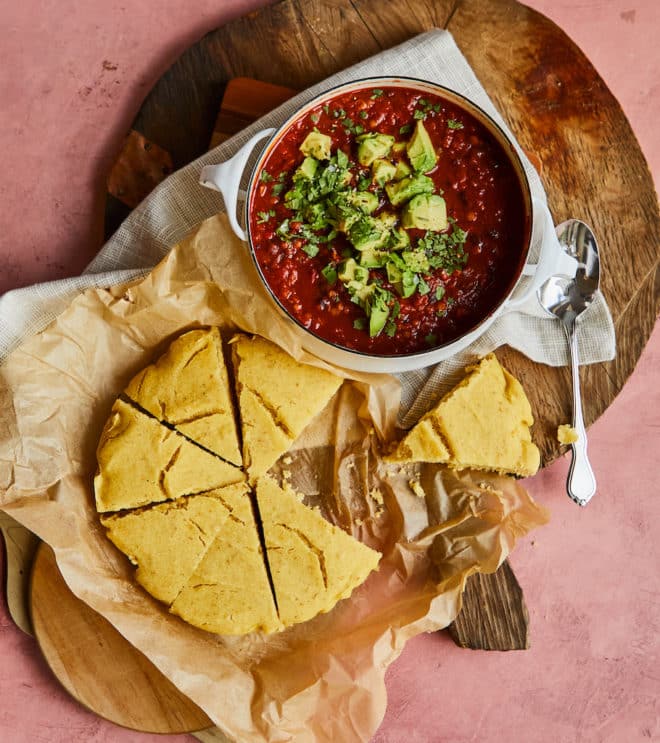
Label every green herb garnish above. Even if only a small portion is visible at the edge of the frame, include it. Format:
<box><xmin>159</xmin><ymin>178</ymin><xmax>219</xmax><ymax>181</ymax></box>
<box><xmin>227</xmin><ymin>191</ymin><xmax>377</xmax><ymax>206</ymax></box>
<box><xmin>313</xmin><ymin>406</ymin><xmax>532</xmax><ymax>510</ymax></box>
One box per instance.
<box><xmin>371</xmin><ymin>89</ymin><xmax>384</xmax><ymax>98</ymax></box>
<box><xmin>321</xmin><ymin>264</ymin><xmax>338</xmax><ymax>284</ymax></box>
<box><xmin>260</xmin><ymin>171</ymin><xmax>274</xmax><ymax>182</ymax></box>
<box><xmin>256</xmin><ymin>209</ymin><xmax>275</xmax><ymax>224</ymax></box>
<box><xmin>447</xmin><ymin>119</ymin><xmax>464</xmax><ymax>129</ymax></box>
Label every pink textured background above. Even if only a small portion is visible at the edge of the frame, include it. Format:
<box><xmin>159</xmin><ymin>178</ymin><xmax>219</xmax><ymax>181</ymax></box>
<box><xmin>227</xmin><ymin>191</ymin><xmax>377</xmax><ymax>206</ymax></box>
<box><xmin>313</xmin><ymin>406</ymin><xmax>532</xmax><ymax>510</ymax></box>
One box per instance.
<box><xmin>1</xmin><ymin>1</ymin><xmax>658</xmax><ymax>741</ymax></box>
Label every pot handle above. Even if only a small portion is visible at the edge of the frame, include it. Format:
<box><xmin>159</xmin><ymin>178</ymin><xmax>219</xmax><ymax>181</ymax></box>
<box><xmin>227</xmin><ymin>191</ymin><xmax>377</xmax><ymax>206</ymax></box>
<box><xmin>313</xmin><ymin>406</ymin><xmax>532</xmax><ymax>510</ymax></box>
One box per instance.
<box><xmin>199</xmin><ymin>128</ymin><xmax>276</xmax><ymax>242</ymax></box>
<box><xmin>503</xmin><ymin>198</ymin><xmax>579</xmax><ymax>311</ymax></box>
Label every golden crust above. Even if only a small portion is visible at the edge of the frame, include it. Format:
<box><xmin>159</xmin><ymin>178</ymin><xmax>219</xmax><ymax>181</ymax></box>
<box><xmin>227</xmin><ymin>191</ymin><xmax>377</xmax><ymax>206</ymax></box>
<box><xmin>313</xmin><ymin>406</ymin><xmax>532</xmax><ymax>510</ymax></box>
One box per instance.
<box><xmin>389</xmin><ymin>354</ymin><xmax>540</xmax><ymax>477</ymax></box>
<box><xmin>124</xmin><ymin>328</ymin><xmax>242</xmax><ymax>466</ymax></box>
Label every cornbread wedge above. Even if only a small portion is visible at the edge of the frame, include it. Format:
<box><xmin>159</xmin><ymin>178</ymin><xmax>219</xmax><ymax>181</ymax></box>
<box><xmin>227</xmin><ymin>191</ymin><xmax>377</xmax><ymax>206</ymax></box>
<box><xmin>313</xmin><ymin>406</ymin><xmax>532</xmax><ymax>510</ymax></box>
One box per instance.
<box><xmin>388</xmin><ymin>354</ymin><xmax>540</xmax><ymax>477</ymax></box>
<box><xmin>171</xmin><ymin>485</ymin><xmax>282</xmax><ymax>635</ymax></box>
<box><xmin>125</xmin><ymin>328</ymin><xmax>242</xmax><ymax>466</ymax></box>
<box><xmin>256</xmin><ymin>477</ymin><xmax>381</xmax><ymax>626</ymax></box>
<box><xmin>231</xmin><ymin>335</ymin><xmax>343</xmax><ymax>479</ymax></box>
<box><xmin>101</xmin><ymin>487</ymin><xmax>243</xmax><ymax>604</ymax></box>
<box><xmin>94</xmin><ymin>399</ymin><xmax>244</xmax><ymax>512</ymax></box>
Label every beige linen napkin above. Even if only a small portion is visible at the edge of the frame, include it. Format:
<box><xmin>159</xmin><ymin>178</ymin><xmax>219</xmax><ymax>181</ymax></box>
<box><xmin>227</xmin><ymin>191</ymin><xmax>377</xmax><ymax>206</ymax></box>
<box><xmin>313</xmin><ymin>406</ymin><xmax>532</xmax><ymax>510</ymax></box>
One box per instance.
<box><xmin>0</xmin><ymin>28</ymin><xmax>615</xmax><ymax>414</ymax></box>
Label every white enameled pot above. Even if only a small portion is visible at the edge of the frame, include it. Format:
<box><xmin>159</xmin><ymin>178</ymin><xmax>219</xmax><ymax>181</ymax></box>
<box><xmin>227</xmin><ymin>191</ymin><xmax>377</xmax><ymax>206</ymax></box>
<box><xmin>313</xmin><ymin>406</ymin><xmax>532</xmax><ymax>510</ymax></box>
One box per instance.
<box><xmin>200</xmin><ymin>77</ymin><xmax>576</xmax><ymax>373</ymax></box>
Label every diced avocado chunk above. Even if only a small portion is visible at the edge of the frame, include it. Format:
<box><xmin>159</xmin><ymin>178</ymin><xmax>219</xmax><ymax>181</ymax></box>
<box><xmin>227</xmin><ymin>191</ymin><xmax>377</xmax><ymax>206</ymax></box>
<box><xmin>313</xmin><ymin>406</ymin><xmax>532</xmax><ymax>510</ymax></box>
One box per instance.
<box><xmin>400</xmin><ymin>271</ymin><xmax>418</xmax><ymax>297</ymax></box>
<box><xmin>359</xmin><ymin>246</ymin><xmax>389</xmax><ymax>268</ymax></box>
<box><xmin>357</xmin><ymin>133</ymin><xmax>395</xmax><ymax>166</ymax></box>
<box><xmin>295</xmin><ymin>156</ymin><xmax>319</xmax><ymax>180</ymax></box>
<box><xmin>388</xmin><ymin>227</ymin><xmax>410</xmax><ymax>251</ymax></box>
<box><xmin>375</xmin><ymin>211</ymin><xmax>398</xmax><ymax>230</ymax></box>
<box><xmin>407</xmin><ymin>120</ymin><xmax>438</xmax><ymax>173</ymax></box>
<box><xmin>394</xmin><ymin>160</ymin><xmax>412</xmax><ymax>181</ymax></box>
<box><xmin>402</xmin><ymin>249</ymin><xmax>430</xmax><ymax>273</ymax></box>
<box><xmin>300</xmin><ymin>131</ymin><xmax>332</xmax><ymax>160</ymax></box>
<box><xmin>348</xmin><ymin>190</ymin><xmax>378</xmax><ymax>214</ymax></box>
<box><xmin>338</xmin><ymin>258</ymin><xmax>369</xmax><ymax>285</ymax></box>
<box><xmin>386</xmin><ymin>256</ymin><xmax>416</xmax><ymax>298</ymax></box>
<box><xmin>349</xmin><ymin>216</ymin><xmax>390</xmax><ymax>252</ymax></box>
<box><xmin>385</xmin><ymin>260</ymin><xmax>403</xmax><ymax>286</ymax></box>
<box><xmin>385</xmin><ymin>174</ymin><xmax>434</xmax><ymax>207</ymax></box>
<box><xmin>368</xmin><ymin>302</ymin><xmax>389</xmax><ymax>337</ymax></box>
<box><xmin>371</xmin><ymin>158</ymin><xmax>397</xmax><ymax>186</ymax></box>
<box><xmin>401</xmin><ymin>194</ymin><xmax>448</xmax><ymax>231</ymax></box>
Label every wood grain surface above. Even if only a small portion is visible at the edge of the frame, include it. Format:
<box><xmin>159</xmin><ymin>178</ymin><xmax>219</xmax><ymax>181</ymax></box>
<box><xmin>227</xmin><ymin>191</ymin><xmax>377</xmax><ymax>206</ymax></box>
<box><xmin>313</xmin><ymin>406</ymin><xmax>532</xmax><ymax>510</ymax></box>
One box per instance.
<box><xmin>16</xmin><ymin>0</ymin><xmax>660</xmax><ymax>736</ymax></box>
<box><xmin>29</xmin><ymin>544</ymin><xmax>213</xmax><ymax>735</ymax></box>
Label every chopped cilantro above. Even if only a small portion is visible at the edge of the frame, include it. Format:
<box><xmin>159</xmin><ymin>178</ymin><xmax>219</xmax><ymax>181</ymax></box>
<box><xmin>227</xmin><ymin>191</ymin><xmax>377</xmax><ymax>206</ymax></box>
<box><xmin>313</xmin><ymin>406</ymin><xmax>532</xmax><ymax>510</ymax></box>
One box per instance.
<box><xmin>399</xmin><ymin>124</ymin><xmax>412</xmax><ymax>135</ymax></box>
<box><xmin>311</xmin><ymin>113</ymin><xmax>320</xmax><ymax>124</ymax></box>
<box><xmin>447</xmin><ymin>119</ymin><xmax>464</xmax><ymax>129</ymax></box>
<box><xmin>425</xmin><ymin>333</ymin><xmax>437</xmax><ymax>345</ymax></box>
<box><xmin>413</xmin><ymin>109</ymin><xmax>426</xmax><ymax>120</ymax></box>
<box><xmin>384</xmin><ymin>320</ymin><xmax>397</xmax><ymax>337</ymax></box>
<box><xmin>417</xmin><ymin>277</ymin><xmax>431</xmax><ymax>295</ymax></box>
<box><xmin>371</xmin><ymin>89</ymin><xmax>384</xmax><ymax>98</ymax></box>
<box><xmin>420</xmin><ymin>224</ymin><xmax>469</xmax><ymax>274</ymax></box>
<box><xmin>357</xmin><ymin>176</ymin><xmax>371</xmax><ymax>191</ymax></box>
<box><xmin>272</xmin><ymin>183</ymin><xmax>285</xmax><ymax>195</ymax></box>
<box><xmin>353</xmin><ymin>318</ymin><xmax>367</xmax><ymax>330</ymax></box>
<box><xmin>276</xmin><ymin>219</ymin><xmax>290</xmax><ymax>238</ymax></box>
<box><xmin>323</xmin><ymin>104</ymin><xmax>330</xmax><ymax>115</ymax></box>
<box><xmin>435</xmin><ymin>285</ymin><xmax>445</xmax><ymax>301</ymax></box>
<box><xmin>359</xmin><ymin>110</ymin><xmax>368</xmax><ymax>119</ymax></box>
<box><xmin>391</xmin><ymin>300</ymin><xmax>401</xmax><ymax>320</ymax></box>
<box><xmin>321</xmin><ymin>264</ymin><xmax>338</xmax><ymax>284</ymax></box>
<box><xmin>256</xmin><ymin>210</ymin><xmax>275</xmax><ymax>224</ymax></box>
<box><xmin>260</xmin><ymin>171</ymin><xmax>274</xmax><ymax>182</ymax></box>
<box><xmin>418</xmin><ymin>98</ymin><xmax>428</xmax><ymax>107</ymax></box>
<box><xmin>301</xmin><ymin>242</ymin><xmax>320</xmax><ymax>258</ymax></box>
<box><xmin>432</xmin><ymin>103</ymin><xmax>441</xmax><ymax>113</ymax></box>
<box><xmin>277</xmin><ymin>171</ymin><xmax>288</xmax><ymax>181</ymax></box>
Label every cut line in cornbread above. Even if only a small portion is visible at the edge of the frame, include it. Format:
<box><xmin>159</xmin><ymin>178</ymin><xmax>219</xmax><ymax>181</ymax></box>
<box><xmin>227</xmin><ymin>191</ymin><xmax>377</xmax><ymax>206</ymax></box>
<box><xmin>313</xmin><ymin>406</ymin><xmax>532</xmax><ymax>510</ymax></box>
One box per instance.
<box><xmin>101</xmin><ymin>486</ymin><xmax>245</xmax><ymax>604</ymax></box>
<box><xmin>171</xmin><ymin>484</ymin><xmax>282</xmax><ymax>635</ymax></box>
<box><xmin>124</xmin><ymin>327</ymin><xmax>242</xmax><ymax>466</ymax></box>
<box><xmin>388</xmin><ymin>354</ymin><xmax>540</xmax><ymax>477</ymax></box>
<box><xmin>255</xmin><ymin>476</ymin><xmax>381</xmax><ymax>627</ymax></box>
<box><xmin>231</xmin><ymin>335</ymin><xmax>343</xmax><ymax>480</ymax></box>
<box><xmin>94</xmin><ymin>399</ymin><xmax>245</xmax><ymax>512</ymax></box>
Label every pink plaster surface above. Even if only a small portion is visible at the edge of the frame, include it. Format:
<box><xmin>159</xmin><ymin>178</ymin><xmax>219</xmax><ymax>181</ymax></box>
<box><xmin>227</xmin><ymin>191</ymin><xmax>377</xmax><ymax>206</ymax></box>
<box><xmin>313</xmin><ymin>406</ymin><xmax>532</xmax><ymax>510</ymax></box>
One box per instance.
<box><xmin>1</xmin><ymin>1</ymin><xmax>658</xmax><ymax>741</ymax></box>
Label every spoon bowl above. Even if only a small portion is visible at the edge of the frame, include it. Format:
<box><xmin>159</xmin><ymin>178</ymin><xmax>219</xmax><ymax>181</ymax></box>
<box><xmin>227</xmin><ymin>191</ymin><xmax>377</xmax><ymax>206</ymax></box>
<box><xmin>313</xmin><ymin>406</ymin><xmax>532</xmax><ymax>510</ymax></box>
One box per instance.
<box><xmin>538</xmin><ymin>219</ymin><xmax>601</xmax><ymax>506</ymax></box>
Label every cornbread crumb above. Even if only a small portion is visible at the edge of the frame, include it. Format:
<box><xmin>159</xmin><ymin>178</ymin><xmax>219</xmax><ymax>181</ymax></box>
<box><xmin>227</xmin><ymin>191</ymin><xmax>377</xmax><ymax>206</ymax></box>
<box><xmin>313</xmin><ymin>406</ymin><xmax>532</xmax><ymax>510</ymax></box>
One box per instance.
<box><xmin>282</xmin><ymin>455</ymin><xmax>293</xmax><ymax>465</ymax></box>
<box><xmin>369</xmin><ymin>487</ymin><xmax>384</xmax><ymax>505</ymax></box>
<box><xmin>557</xmin><ymin>424</ymin><xmax>579</xmax><ymax>445</ymax></box>
<box><xmin>409</xmin><ymin>480</ymin><xmax>425</xmax><ymax>499</ymax></box>
<box><xmin>281</xmin><ymin>479</ymin><xmax>305</xmax><ymax>502</ymax></box>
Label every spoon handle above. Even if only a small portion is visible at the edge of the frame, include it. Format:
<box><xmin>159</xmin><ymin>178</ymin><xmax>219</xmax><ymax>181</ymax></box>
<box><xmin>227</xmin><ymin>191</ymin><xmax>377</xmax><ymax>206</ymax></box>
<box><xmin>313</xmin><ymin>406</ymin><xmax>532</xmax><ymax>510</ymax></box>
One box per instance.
<box><xmin>566</xmin><ymin>322</ymin><xmax>597</xmax><ymax>506</ymax></box>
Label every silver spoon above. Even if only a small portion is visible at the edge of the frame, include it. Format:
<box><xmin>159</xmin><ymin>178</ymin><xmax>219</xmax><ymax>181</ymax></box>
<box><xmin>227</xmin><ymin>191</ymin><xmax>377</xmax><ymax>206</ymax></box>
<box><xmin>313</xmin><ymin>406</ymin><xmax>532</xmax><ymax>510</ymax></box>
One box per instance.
<box><xmin>538</xmin><ymin>219</ymin><xmax>600</xmax><ymax>506</ymax></box>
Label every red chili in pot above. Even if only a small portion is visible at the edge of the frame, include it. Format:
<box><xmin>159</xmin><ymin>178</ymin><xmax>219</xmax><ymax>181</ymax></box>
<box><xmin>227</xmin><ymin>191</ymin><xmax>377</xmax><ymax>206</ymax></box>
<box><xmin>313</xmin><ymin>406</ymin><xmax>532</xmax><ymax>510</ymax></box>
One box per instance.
<box><xmin>249</xmin><ymin>85</ymin><xmax>529</xmax><ymax>356</ymax></box>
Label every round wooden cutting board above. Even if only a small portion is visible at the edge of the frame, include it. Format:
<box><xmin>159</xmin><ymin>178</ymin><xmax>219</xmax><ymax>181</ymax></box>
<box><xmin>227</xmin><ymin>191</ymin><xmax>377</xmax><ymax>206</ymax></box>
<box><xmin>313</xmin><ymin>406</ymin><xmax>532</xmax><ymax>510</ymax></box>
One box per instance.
<box><xmin>26</xmin><ymin>0</ymin><xmax>660</xmax><ymax>736</ymax></box>
<box><xmin>30</xmin><ymin>544</ymin><xmax>213</xmax><ymax>734</ymax></box>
